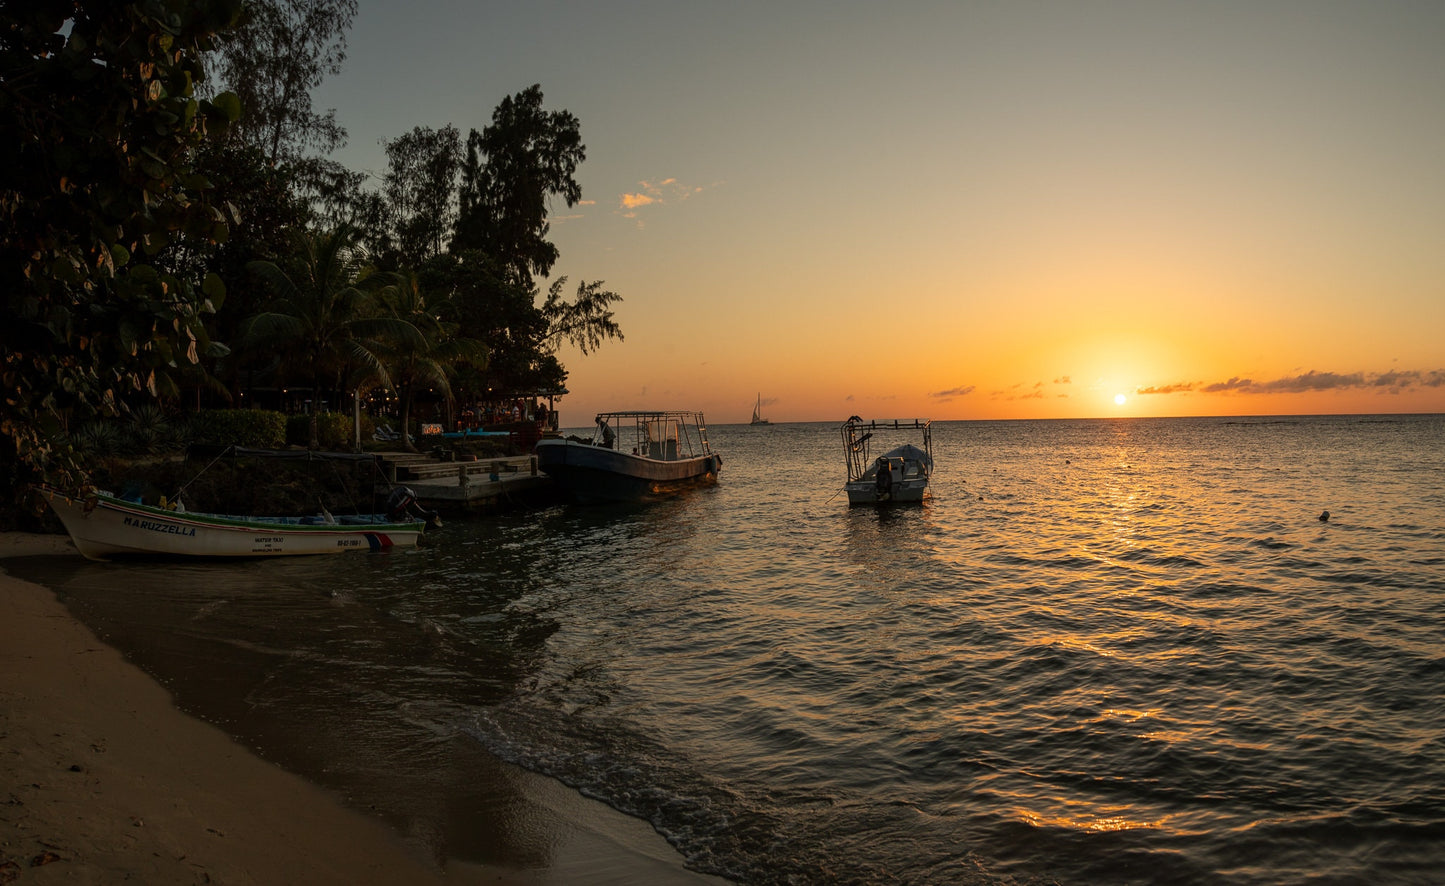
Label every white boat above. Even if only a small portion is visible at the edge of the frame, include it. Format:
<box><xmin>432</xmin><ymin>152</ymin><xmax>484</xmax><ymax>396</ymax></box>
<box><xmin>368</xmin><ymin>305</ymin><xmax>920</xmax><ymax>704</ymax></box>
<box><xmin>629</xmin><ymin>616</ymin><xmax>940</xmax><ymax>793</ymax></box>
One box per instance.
<box><xmin>841</xmin><ymin>417</ymin><xmax>933</xmax><ymax>505</ymax></box>
<box><xmin>37</xmin><ymin>486</ymin><xmax>429</xmax><ymax>561</ymax></box>
<box><xmin>535</xmin><ymin>411</ymin><xmax>722</xmax><ymax>503</ymax></box>
<box><xmin>750</xmin><ymin>393</ymin><xmax>771</xmax><ymax>426</ymax></box>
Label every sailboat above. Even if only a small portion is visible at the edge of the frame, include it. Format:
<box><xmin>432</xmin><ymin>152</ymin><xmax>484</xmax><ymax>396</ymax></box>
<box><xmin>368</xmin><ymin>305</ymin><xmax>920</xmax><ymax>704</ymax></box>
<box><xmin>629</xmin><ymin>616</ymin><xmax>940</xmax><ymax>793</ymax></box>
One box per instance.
<box><xmin>750</xmin><ymin>394</ymin><xmax>771</xmax><ymax>426</ymax></box>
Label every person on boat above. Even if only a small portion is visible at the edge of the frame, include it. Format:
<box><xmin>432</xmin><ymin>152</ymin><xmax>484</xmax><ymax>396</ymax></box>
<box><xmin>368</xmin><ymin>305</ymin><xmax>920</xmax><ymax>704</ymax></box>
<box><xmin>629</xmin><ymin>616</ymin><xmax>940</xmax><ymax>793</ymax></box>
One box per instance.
<box><xmin>598</xmin><ymin>419</ymin><xmax>615</xmax><ymax>449</ymax></box>
<box><xmin>875</xmin><ymin>457</ymin><xmax>893</xmax><ymax>500</ymax></box>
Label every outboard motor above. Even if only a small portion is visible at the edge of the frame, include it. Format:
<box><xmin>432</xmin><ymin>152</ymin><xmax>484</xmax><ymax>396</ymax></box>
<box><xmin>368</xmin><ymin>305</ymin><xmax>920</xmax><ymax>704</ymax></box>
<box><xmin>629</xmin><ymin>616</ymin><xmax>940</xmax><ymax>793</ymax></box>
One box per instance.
<box><xmin>387</xmin><ymin>486</ymin><xmax>443</xmax><ymax>528</ymax></box>
<box><xmin>385</xmin><ymin>486</ymin><xmax>416</xmax><ymax>521</ymax></box>
<box><xmin>874</xmin><ymin>457</ymin><xmax>893</xmax><ymax>499</ymax></box>
<box><xmin>386</xmin><ymin>486</ymin><xmax>443</xmax><ymax>528</ymax></box>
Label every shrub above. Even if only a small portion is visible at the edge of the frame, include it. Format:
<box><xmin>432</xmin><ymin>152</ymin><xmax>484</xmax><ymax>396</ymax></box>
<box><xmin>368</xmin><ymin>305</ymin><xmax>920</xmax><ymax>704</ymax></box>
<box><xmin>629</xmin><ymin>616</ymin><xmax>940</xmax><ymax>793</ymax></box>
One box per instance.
<box><xmin>192</xmin><ymin>409</ymin><xmax>287</xmax><ymax>448</ymax></box>
<box><xmin>126</xmin><ymin>403</ymin><xmax>172</xmax><ymax>454</ymax></box>
<box><xmin>285</xmin><ymin>411</ymin><xmax>370</xmax><ymax>450</ymax></box>
<box><xmin>70</xmin><ymin>421</ymin><xmax>125</xmax><ymax>457</ymax></box>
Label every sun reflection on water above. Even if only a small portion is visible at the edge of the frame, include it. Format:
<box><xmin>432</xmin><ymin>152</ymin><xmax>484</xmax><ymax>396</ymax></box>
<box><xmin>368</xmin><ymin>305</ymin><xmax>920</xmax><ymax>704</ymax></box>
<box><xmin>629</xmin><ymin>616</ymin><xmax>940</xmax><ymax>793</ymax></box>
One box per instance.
<box><xmin>1016</xmin><ymin>803</ymin><xmax>1170</xmax><ymax>833</ymax></box>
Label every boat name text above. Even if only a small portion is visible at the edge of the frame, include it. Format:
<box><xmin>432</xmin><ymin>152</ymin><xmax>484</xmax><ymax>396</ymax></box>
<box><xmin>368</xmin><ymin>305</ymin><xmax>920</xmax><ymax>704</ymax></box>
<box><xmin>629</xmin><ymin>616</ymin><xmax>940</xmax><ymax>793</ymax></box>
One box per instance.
<box><xmin>123</xmin><ymin>515</ymin><xmax>197</xmax><ymax>537</ymax></box>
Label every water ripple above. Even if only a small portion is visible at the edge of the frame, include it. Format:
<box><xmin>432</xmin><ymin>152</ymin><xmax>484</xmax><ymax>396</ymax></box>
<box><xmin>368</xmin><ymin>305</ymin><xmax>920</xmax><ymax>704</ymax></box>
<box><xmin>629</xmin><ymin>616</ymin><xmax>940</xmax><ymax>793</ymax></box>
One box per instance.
<box><xmin>17</xmin><ymin>414</ymin><xmax>1445</xmax><ymax>885</ymax></box>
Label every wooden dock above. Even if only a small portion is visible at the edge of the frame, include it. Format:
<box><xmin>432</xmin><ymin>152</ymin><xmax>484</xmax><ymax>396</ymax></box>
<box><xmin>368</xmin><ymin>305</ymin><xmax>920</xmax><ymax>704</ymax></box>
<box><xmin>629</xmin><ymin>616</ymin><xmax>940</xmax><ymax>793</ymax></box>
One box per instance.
<box><xmin>375</xmin><ymin>452</ymin><xmax>556</xmax><ymax>513</ymax></box>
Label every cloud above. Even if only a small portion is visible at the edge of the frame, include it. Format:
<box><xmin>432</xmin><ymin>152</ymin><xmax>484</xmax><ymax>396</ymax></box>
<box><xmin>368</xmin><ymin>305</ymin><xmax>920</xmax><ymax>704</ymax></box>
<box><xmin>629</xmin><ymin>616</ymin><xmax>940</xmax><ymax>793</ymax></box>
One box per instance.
<box><xmin>617</xmin><ymin>177</ymin><xmax>719</xmax><ymax>225</ymax></box>
<box><xmin>1368</xmin><ymin>369</ymin><xmax>1445</xmax><ymax>390</ymax></box>
<box><xmin>1254</xmin><ymin>370</ymin><xmax>1366</xmax><ymax>393</ymax></box>
<box><xmin>1203</xmin><ymin>376</ymin><xmax>1253</xmax><ymax>393</ymax></box>
<box><xmin>1053</xmin><ymin>376</ymin><xmax>1071</xmax><ymax>385</ymax></box>
<box><xmin>1136</xmin><ymin>382</ymin><xmax>1196</xmax><ymax>395</ymax></box>
<box><xmin>986</xmin><ymin>383</ymin><xmax>1051</xmax><ymax>401</ymax></box>
<box><xmin>550</xmin><ymin>199</ymin><xmax>596</xmax><ymax>226</ymax></box>
<box><xmin>1139</xmin><ymin>368</ymin><xmax>1445</xmax><ymax>397</ymax></box>
<box><xmin>929</xmin><ymin>385</ymin><xmax>975</xmax><ymax>401</ymax></box>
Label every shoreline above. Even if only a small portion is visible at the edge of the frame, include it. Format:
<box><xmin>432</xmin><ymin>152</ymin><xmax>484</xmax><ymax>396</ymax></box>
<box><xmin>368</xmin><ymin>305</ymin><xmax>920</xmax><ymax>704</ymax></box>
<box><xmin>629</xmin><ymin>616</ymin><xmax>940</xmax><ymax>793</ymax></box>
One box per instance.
<box><xmin>0</xmin><ymin>532</ymin><xmax>724</xmax><ymax>884</ymax></box>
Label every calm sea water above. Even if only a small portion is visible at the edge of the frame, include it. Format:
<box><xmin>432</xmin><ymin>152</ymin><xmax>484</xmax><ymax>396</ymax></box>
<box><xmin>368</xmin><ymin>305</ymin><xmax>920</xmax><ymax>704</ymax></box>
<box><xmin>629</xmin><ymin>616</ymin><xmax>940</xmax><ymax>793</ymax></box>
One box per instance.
<box><xmin>15</xmin><ymin>415</ymin><xmax>1445</xmax><ymax>884</ymax></box>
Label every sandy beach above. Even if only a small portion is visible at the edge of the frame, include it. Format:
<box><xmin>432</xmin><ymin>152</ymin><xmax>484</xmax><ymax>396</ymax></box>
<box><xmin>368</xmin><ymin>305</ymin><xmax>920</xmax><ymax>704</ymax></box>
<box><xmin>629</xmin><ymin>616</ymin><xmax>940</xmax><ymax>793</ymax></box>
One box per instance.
<box><xmin>0</xmin><ymin>533</ymin><xmax>725</xmax><ymax>885</ymax></box>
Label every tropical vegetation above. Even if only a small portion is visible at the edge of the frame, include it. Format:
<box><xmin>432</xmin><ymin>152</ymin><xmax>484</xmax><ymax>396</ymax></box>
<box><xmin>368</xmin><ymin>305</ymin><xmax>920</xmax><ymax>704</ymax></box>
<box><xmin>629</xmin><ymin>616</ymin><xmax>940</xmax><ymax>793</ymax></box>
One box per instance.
<box><xmin>1</xmin><ymin>0</ymin><xmax>625</xmax><ymax>524</ymax></box>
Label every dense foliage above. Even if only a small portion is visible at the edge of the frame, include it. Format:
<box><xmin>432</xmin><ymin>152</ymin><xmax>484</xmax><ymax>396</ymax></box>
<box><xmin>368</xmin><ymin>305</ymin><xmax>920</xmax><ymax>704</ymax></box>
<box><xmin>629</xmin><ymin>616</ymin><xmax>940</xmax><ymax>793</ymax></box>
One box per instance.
<box><xmin>381</xmin><ymin>124</ymin><xmax>461</xmax><ymax>268</ymax></box>
<box><xmin>454</xmin><ymin>85</ymin><xmax>586</xmax><ymax>288</ymax></box>
<box><xmin>1</xmin><ymin>0</ymin><xmax>243</xmax><ymax>498</ymax></box>
<box><xmin>284</xmin><ymin>410</ymin><xmax>360</xmax><ymax>449</ymax></box>
<box><xmin>191</xmin><ymin>407</ymin><xmax>287</xmax><ymax>448</ymax></box>
<box><xmin>212</xmin><ymin>0</ymin><xmax>357</xmax><ymax>205</ymax></box>
<box><xmin>1</xmin><ymin>2</ymin><xmax>623</xmax><ymax>526</ymax></box>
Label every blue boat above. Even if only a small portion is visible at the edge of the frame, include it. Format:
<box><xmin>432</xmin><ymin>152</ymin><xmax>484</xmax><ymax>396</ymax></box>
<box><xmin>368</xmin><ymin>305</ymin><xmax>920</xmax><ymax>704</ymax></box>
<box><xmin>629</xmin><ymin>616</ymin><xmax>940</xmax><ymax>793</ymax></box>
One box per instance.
<box><xmin>534</xmin><ymin>411</ymin><xmax>722</xmax><ymax>503</ymax></box>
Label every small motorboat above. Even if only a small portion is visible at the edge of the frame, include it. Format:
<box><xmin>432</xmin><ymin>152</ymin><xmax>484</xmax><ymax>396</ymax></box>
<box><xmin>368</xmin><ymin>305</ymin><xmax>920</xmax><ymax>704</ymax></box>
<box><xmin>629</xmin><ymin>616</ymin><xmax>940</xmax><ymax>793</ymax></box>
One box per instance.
<box><xmin>841</xmin><ymin>417</ymin><xmax>933</xmax><ymax>505</ymax></box>
<box><xmin>37</xmin><ymin>485</ymin><xmax>432</xmax><ymax>560</ymax></box>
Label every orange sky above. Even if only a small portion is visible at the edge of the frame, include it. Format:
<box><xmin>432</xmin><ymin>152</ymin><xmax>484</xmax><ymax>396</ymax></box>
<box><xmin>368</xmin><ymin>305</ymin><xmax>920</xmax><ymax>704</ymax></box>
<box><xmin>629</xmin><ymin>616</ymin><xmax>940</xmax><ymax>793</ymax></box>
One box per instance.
<box><xmin>318</xmin><ymin>2</ymin><xmax>1445</xmax><ymax>424</ymax></box>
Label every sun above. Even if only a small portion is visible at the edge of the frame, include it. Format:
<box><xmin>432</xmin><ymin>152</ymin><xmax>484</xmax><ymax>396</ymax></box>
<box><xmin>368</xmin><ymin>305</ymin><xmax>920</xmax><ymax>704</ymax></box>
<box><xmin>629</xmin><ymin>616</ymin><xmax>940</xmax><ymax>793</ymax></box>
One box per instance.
<box><xmin>1114</xmin><ymin>393</ymin><xmax>1128</xmax><ymax>406</ymax></box>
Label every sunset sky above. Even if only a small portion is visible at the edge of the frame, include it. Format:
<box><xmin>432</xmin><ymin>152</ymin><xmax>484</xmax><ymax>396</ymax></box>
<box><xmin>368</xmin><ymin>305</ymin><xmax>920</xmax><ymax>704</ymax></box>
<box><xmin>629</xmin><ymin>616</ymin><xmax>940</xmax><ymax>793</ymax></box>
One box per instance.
<box><xmin>315</xmin><ymin>1</ymin><xmax>1445</xmax><ymax>424</ymax></box>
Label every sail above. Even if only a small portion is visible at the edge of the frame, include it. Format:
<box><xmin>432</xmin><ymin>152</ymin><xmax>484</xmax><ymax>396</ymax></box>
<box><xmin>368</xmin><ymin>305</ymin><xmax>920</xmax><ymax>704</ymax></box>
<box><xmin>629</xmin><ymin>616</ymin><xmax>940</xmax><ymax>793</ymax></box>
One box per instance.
<box><xmin>751</xmin><ymin>394</ymin><xmax>769</xmax><ymax>424</ymax></box>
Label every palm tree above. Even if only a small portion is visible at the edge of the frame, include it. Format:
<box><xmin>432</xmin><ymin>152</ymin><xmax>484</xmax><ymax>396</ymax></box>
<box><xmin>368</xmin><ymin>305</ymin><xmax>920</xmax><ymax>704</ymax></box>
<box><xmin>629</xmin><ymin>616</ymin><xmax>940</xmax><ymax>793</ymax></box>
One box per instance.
<box><xmin>376</xmin><ymin>271</ymin><xmax>488</xmax><ymax>452</ymax></box>
<box><xmin>240</xmin><ymin>225</ymin><xmax>424</xmax><ymax>449</ymax></box>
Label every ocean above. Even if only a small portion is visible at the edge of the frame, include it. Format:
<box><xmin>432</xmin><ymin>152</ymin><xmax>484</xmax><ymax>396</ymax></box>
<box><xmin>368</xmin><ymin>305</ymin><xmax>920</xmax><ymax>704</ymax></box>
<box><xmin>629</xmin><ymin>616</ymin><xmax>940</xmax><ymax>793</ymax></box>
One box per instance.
<box><xmin>15</xmin><ymin>414</ymin><xmax>1445</xmax><ymax>884</ymax></box>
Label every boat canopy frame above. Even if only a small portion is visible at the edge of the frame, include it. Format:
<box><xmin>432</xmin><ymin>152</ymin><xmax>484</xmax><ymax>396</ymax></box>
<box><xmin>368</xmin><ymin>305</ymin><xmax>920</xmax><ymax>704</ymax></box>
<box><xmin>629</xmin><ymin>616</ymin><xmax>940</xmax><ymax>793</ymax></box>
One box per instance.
<box><xmin>593</xmin><ymin>411</ymin><xmax>712</xmax><ymax>462</ymax></box>
<box><xmin>842</xmin><ymin>417</ymin><xmax>932</xmax><ymax>482</ymax></box>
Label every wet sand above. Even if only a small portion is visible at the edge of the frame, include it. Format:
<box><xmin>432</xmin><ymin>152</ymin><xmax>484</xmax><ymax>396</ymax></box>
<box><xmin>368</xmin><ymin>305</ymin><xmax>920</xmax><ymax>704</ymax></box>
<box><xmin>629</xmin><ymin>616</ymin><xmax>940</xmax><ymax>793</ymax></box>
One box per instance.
<box><xmin>0</xmin><ymin>533</ymin><xmax>725</xmax><ymax>885</ymax></box>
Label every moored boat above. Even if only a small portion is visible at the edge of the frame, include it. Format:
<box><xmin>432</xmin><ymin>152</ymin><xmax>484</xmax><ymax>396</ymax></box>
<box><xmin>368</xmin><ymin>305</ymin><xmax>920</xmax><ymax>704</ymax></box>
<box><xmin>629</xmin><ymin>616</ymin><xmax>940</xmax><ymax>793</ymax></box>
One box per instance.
<box><xmin>535</xmin><ymin>411</ymin><xmax>721</xmax><ymax>503</ymax></box>
<box><xmin>37</xmin><ymin>486</ymin><xmax>430</xmax><ymax>561</ymax></box>
<box><xmin>841</xmin><ymin>417</ymin><xmax>933</xmax><ymax>505</ymax></box>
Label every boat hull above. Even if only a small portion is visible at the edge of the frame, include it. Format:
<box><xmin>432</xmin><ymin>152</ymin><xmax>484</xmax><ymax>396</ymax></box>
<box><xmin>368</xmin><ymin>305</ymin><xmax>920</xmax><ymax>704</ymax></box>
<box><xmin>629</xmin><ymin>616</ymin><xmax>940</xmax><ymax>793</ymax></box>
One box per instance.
<box><xmin>843</xmin><ymin>439</ymin><xmax>933</xmax><ymax>506</ymax></box>
<box><xmin>845</xmin><ymin>478</ymin><xmax>930</xmax><ymax>505</ymax></box>
<box><xmin>535</xmin><ymin>439</ymin><xmax>720</xmax><ymax>503</ymax></box>
<box><xmin>38</xmin><ymin>488</ymin><xmax>425</xmax><ymax>561</ymax></box>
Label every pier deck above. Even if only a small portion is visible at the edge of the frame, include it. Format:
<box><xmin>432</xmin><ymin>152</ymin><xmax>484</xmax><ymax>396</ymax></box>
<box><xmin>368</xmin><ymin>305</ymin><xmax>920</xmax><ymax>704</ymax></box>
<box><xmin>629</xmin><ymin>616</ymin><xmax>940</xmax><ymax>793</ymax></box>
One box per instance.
<box><xmin>375</xmin><ymin>452</ymin><xmax>555</xmax><ymax>513</ymax></box>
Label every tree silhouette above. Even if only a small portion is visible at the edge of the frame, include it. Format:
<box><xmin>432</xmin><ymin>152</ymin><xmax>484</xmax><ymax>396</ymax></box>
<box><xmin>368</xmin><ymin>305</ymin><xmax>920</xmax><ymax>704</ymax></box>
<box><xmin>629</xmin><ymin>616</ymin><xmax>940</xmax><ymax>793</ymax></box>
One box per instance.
<box><xmin>240</xmin><ymin>226</ymin><xmax>422</xmax><ymax>448</ymax></box>
<box><xmin>453</xmin><ymin>85</ymin><xmax>585</xmax><ymax>288</ymax></box>
<box><xmin>375</xmin><ymin>271</ymin><xmax>487</xmax><ymax>451</ymax></box>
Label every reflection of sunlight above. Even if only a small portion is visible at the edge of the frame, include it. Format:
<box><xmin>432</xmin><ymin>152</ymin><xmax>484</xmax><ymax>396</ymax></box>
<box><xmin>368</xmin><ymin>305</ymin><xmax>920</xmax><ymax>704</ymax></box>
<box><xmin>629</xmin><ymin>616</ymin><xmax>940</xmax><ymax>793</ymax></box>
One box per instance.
<box><xmin>1098</xmin><ymin>707</ymin><xmax>1163</xmax><ymax>723</ymax></box>
<box><xmin>1016</xmin><ymin>800</ymin><xmax>1173</xmax><ymax>833</ymax></box>
<box><xmin>842</xmin><ymin>505</ymin><xmax>933</xmax><ymax>573</ymax></box>
<box><xmin>1050</xmin><ymin>635</ymin><xmax>1119</xmax><ymax>658</ymax></box>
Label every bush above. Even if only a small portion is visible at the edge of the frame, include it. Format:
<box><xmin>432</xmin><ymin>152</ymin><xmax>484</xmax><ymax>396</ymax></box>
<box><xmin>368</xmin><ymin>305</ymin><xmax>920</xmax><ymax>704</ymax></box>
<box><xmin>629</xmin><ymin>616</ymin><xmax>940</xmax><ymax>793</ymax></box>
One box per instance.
<box><xmin>285</xmin><ymin>411</ymin><xmax>371</xmax><ymax>450</ymax></box>
<box><xmin>70</xmin><ymin>420</ymin><xmax>126</xmax><ymax>457</ymax></box>
<box><xmin>191</xmin><ymin>409</ymin><xmax>287</xmax><ymax>448</ymax></box>
<box><xmin>88</xmin><ymin>454</ymin><xmax>385</xmax><ymax>518</ymax></box>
